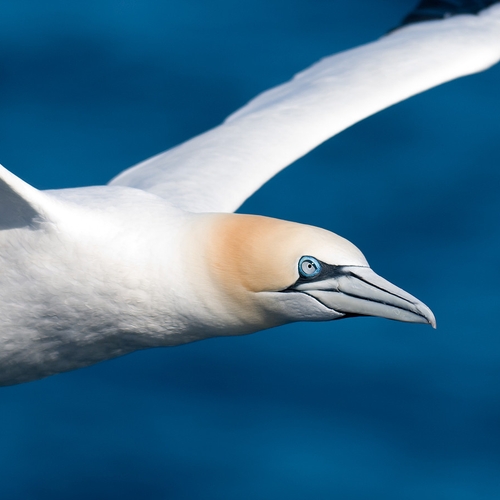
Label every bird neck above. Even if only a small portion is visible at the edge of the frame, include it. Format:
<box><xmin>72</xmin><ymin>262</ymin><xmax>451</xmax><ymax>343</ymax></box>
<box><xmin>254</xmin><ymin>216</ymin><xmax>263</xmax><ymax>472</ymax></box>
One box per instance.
<box><xmin>176</xmin><ymin>213</ymin><xmax>295</xmax><ymax>341</ymax></box>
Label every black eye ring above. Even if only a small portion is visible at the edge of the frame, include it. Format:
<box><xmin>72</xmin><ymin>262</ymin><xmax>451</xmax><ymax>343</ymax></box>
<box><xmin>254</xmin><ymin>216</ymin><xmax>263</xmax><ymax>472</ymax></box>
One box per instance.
<box><xmin>298</xmin><ymin>256</ymin><xmax>322</xmax><ymax>278</ymax></box>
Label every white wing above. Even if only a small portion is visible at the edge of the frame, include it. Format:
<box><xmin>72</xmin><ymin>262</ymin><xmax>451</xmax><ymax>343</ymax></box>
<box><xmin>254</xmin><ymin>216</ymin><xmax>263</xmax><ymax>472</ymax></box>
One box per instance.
<box><xmin>109</xmin><ymin>5</ymin><xmax>500</xmax><ymax>213</ymax></box>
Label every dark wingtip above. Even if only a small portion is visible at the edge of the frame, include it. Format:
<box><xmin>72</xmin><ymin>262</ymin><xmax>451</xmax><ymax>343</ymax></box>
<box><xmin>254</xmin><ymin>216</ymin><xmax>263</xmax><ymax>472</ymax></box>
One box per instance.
<box><xmin>399</xmin><ymin>0</ymin><xmax>499</xmax><ymax>28</ymax></box>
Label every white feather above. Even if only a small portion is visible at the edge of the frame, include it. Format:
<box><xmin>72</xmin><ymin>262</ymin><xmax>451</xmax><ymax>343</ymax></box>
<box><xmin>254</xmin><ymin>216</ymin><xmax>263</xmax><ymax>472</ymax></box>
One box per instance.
<box><xmin>109</xmin><ymin>6</ymin><xmax>500</xmax><ymax>212</ymax></box>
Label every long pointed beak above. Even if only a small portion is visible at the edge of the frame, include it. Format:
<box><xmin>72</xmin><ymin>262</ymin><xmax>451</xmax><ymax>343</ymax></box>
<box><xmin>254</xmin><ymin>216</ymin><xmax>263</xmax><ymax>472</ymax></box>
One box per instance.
<box><xmin>295</xmin><ymin>266</ymin><xmax>436</xmax><ymax>328</ymax></box>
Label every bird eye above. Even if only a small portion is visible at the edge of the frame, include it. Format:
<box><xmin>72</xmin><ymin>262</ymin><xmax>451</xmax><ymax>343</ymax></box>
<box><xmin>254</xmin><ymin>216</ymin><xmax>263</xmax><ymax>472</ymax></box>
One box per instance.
<box><xmin>298</xmin><ymin>256</ymin><xmax>322</xmax><ymax>278</ymax></box>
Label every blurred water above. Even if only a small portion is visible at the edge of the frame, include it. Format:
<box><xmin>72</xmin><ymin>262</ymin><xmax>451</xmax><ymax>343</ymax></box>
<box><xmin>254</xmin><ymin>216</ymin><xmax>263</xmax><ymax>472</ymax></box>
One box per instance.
<box><xmin>1</xmin><ymin>1</ymin><xmax>499</xmax><ymax>498</ymax></box>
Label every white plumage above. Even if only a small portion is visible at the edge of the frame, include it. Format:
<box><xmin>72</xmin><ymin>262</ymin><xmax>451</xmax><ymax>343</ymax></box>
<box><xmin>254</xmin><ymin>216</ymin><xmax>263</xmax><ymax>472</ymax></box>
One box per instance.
<box><xmin>1</xmin><ymin>4</ymin><xmax>499</xmax><ymax>385</ymax></box>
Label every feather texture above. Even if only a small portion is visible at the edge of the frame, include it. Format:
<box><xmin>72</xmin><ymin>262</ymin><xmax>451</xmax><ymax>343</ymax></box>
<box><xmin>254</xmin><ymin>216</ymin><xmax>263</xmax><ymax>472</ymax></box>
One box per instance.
<box><xmin>109</xmin><ymin>5</ymin><xmax>500</xmax><ymax>213</ymax></box>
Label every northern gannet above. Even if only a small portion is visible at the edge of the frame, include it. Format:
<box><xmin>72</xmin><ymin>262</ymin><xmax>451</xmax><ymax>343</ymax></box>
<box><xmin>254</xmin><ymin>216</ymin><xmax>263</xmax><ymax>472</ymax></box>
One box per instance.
<box><xmin>1</xmin><ymin>0</ymin><xmax>499</xmax><ymax>386</ymax></box>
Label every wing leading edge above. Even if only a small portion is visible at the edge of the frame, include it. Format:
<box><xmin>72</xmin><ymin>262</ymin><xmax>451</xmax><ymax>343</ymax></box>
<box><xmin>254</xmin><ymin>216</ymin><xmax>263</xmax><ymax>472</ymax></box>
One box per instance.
<box><xmin>109</xmin><ymin>4</ymin><xmax>500</xmax><ymax>213</ymax></box>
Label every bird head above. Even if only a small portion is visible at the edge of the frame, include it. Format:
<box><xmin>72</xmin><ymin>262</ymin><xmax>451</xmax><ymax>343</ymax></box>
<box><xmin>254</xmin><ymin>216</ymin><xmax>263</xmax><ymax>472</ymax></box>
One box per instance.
<box><xmin>187</xmin><ymin>214</ymin><xmax>435</xmax><ymax>336</ymax></box>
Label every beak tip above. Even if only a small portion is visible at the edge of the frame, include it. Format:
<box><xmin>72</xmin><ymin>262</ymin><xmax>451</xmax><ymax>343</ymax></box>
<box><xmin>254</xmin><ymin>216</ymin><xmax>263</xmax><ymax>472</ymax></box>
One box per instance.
<box><xmin>419</xmin><ymin>304</ymin><xmax>436</xmax><ymax>329</ymax></box>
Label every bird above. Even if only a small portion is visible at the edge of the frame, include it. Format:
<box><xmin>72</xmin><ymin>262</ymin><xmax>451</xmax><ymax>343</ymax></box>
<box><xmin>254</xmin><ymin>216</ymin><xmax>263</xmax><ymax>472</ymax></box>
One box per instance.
<box><xmin>0</xmin><ymin>0</ymin><xmax>499</xmax><ymax>386</ymax></box>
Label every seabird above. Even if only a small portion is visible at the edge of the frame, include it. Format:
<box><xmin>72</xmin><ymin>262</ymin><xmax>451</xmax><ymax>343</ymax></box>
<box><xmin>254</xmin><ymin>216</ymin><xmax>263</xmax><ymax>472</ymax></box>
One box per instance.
<box><xmin>1</xmin><ymin>0</ymin><xmax>499</xmax><ymax>386</ymax></box>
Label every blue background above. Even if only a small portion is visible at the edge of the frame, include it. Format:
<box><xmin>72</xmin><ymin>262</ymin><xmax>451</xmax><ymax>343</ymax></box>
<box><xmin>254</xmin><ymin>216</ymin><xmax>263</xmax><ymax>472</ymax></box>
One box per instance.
<box><xmin>1</xmin><ymin>1</ymin><xmax>499</xmax><ymax>498</ymax></box>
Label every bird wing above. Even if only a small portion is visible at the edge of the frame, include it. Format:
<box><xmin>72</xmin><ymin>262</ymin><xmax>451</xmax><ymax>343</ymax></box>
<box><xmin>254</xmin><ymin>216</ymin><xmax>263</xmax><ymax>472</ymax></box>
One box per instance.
<box><xmin>0</xmin><ymin>164</ymin><xmax>55</xmax><ymax>230</ymax></box>
<box><xmin>109</xmin><ymin>3</ymin><xmax>500</xmax><ymax>213</ymax></box>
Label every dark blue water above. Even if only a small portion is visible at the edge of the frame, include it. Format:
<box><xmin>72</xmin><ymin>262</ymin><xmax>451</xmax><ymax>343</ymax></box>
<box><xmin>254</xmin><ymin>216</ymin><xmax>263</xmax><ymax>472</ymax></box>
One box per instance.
<box><xmin>1</xmin><ymin>1</ymin><xmax>499</xmax><ymax>498</ymax></box>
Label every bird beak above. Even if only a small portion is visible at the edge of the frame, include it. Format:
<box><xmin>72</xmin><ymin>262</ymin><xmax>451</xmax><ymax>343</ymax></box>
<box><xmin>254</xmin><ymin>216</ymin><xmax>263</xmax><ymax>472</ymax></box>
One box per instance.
<box><xmin>293</xmin><ymin>266</ymin><xmax>436</xmax><ymax>327</ymax></box>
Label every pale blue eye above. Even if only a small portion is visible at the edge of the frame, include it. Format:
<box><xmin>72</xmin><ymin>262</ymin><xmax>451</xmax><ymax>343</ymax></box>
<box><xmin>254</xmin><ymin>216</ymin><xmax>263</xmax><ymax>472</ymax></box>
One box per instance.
<box><xmin>298</xmin><ymin>256</ymin><xmax>321</xmax><ymax>278</ymax></box>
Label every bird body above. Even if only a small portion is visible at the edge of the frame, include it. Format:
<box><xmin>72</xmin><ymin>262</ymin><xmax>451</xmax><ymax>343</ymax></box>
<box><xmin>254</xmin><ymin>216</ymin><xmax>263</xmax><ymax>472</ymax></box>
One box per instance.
<box><xmin>1</xmin><ymin>1</ymin><xmax>499</xmax><ymax>385</ymax></box>
<box><xmin>0</xmin><ymin>168</ymin><xmax>432</xmax><ymax>385</ymax></box>
<box><xmin>0</xmin><ymin>177</ymin><xmax>184</xmax><ymax>383</ymax></box>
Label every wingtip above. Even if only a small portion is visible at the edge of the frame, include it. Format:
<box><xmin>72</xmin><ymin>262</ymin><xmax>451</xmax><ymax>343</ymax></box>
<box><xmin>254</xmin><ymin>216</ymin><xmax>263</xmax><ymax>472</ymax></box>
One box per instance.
<box><xmin>399</xmin><ymin>0</ymin><xmax>500</xmax><ymax>29</ymax></box>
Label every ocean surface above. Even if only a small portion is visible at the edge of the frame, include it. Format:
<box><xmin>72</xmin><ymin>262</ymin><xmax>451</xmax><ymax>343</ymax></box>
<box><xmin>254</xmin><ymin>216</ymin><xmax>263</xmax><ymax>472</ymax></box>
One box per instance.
<box><xmin>1</xmin><ymin>1</ymin><xmax>499</xmax><ymax>498</ymax></box>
